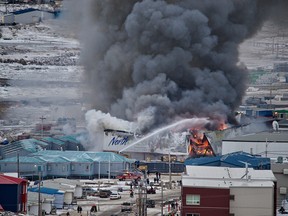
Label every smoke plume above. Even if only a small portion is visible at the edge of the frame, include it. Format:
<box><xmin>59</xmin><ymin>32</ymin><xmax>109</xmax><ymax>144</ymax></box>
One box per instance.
<box><xmin>64</xmin><ymin>0</ymin><xmax>287</xmax><ymax>133</ymax></box>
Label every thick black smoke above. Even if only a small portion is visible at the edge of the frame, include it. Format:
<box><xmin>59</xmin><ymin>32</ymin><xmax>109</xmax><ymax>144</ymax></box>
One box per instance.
<box><xmin>64</xmin><ymin>0</ymin><xmax>287</xmax><ymax>132</ymax></box>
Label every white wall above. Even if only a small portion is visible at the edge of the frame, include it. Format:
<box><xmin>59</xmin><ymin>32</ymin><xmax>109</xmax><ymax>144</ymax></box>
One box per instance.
<box><xmin>14</xmin><ymin>11</ymin><xmax>41</xmax><ymax>24</ymax></box>
<box><xmin>230</xmin><ymin>187</ymin><xmax>274</xmax><ymax>216</ymax></box>
<box><xmin>2</xmin><ymin>14</ymin><xmax>14</xmax><ymax>24</ymax></box>
<box><xmin>63</xmin><ymin>191</ymin><xmax>73</xmax><ymax>205</ymax></box>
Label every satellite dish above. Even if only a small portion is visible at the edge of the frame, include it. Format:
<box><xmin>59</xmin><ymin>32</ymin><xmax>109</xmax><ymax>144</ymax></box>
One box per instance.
<box><xmin>272</xmin><ymin>120</ymin><xmax>279</xmax><ymax>132</ymax></box>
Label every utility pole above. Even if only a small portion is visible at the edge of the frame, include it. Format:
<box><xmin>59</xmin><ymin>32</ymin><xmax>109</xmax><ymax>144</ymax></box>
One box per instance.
<box><xmin>40</xmin><ymin>116</ymin><xmax>46</xmax><ymax>138</ymax></box>
<box><xmin>138</xmin><ymin>185</ymin><xmax>142</xmax><ymax>216</ymax></box>
<box><xmin>17</xmin><ymin>152</ymin><xmax>20</xmax><ymax>178</ymax></box>
<box><xmin>38</xmin><ymin>167</ymin><xmax>42</xmax><ymax>216</ymax></box>
<box><xmin>144</xmin><ymin>171</ymin><xmax>147</xmax><ymax>216</ymax></box>
<box><xmin>265</xmin><ymin>138</ymin><xmax>268</xmax><ymax>158</ymax></box>
<box><xmin>169</xmin><ymin>150</ymin><xmax>172</xmax><ymax>189</ymax></box>
<box><xmin>161</xmin><ymin>181</ymin><xmax>163</xmax><ymax>216</ymax></box>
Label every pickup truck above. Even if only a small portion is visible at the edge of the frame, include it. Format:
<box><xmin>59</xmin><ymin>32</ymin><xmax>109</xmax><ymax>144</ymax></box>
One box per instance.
<box><xmin>116</xmin><ymin>171</ymin><xmax>142</xmax><ymax>181</ymax></box>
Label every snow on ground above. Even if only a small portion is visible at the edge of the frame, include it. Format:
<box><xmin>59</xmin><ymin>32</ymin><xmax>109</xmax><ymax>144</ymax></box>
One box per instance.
<box><xmin>0</xmin><ymin>18</ymin><xmax>85</xmax><ymax>126</ymax></box>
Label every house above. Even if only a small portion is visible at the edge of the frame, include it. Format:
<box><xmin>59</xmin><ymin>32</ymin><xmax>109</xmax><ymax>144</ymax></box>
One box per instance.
<box><xmin>0</xmin><ymin>151</ymin><xmax>135</xmax><ymax>179</ymax></box>
<box><xmin>41</xmin><ymin>180</ymin><xmax>75</xmax><ymax>205</ymax></box>
<box><xmin>28</xmin><ymin>187</ymin><xmax>64</xmax><ymax>209</ymax></box>
<box><xmin>181</xmin><ymin>166</ymin><xmax>276</xmax><ymax>216</ymax></box>
<box><xmin>0</xmin><ymin>174</ymin><xmax>28</xmax><ymax>213</ymax></box>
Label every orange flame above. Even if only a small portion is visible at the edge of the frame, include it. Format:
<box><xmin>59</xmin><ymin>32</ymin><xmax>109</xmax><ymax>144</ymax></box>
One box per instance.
<box><xmin>187</xmin><ymin>129</ymin><xmax>214</xmax><ymax>158</ymax></box>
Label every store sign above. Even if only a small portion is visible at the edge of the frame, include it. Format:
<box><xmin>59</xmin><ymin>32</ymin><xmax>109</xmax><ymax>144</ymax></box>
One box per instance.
<box><xmin>108</xmin><ymin>136</ymin><xmax>129</xmax><ymax>146</ymax></box>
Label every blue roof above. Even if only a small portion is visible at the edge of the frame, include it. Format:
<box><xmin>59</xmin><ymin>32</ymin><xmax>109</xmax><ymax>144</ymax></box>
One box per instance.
<box><xmin>56</xmin><ymin>135</ymin><xmax>81</xmax><ymax>145</ymax></box>
<box><xmin>12</xmin><ymin>8</ymin><xmax>55</xmax><ymax>15</ymax></box>
<box><xmin>0</xmin><ymin>156</ymin><xmax>45</xmax><ymax>163</ymax></box>
<box><xmin>184</xmin><ymin>151</ymin><xmax>270</xmax><ymax>169</ymax></box>
<box><xmin>28</xmin><ymin>186</ymin><xmax>64</xmax><ymax>195</ymax></box>
<box><xmin>30</xmin><ymin>150</ymin><xmax>135</xmax><ymax>163</ymax></box>
<box><xmin>41</xmin><ymin>137</ymin><xmax>66</xmax><ymax>146</ymax></box>
<box><xmin>184</xmin><ymin>156</ymin><xmax>221</xmax><ymax>166</ymax></box>
<box><xmin>13</xmin><ymin>8</ymin><xmax>38</xmax><ymax>15</ymax></box>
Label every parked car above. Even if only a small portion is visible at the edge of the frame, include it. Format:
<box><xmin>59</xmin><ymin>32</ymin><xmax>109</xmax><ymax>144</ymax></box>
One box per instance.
<box><xmin>121</xmin><ymin>202</ymin><xmax>134</xmax><ymax>212</ymax></box>
<box><xmin>147</xmin><ymin>187</ymin><xmax>156</xmax><ymax>194</ymax></box>
<box><xmin>110</xmin><ymin>191</ymin><xmax>121</xmax><ymax>200</ymax></box>
<box><xmin>116</xmin><ymin>171</ymin><xmax>142</xmax><ymax>181</ymax></box>
<box><xmin>83</xmin><ymin>187</ymin><xmax>98</xmax><ymax>196</ymax></box>
<box><xmin>99</xmin><ymin>189</ymin><xmax>112</xmax><ymax>198</ymax></box>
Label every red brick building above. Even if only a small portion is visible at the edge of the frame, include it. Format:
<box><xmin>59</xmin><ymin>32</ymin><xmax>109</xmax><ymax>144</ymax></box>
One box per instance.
<box><xmin>182</xmin><ymin>187</ymin><xmax>230</xmax><ymax>216</ymax></box>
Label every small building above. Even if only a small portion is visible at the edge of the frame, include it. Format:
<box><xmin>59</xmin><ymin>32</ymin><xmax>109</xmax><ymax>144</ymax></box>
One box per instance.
<box><xmin>27</xmin><ymin>191</ymin><xmax>55</xmax><ymax>215</ymax></box>
<box><xmin>0</xmin><ymin>174</ymin><xmax>28</xmax><ymax>213</ymax></box>
<box><xmin>52</xmin><ymin>178</ymin><xmax>84</xmax><ymax>198</ymax></box>
<box><xmin>222</xmin><ymin>131</ymin><xmax>288</xmax><ymax>158</ymax></box>
<box><xmin>13</xmin><ymin>8</ymin><xmax>55</xmax><ymax>24</ymax></box>
<box><xmin>181</xmin><ymin>166</ymin><xmax>276</xmax><ymax>216</ymax></box>
<box><xmin>0</xmin><ymin>151</ymin><xmax>135</xmax><ymax>179</ymax></box>
<box><xmin>28</xmin><ymin>187</ymin><xmax>65</xmax><ymax>209</ymax></box>
<box><xmin>41</xmin><ymin>180</ymin><xmax>75</xmax><ymax>206</ymax></box>
<box><xmin>1</xmin><ymin>8</ymin><xmax>56</xmax><ymax>25</ymax></box>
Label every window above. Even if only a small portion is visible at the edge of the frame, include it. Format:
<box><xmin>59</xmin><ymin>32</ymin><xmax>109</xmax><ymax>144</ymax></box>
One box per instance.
<box><xmin>71</xmin><ymin>164</ymin><xmax>75</xmax><ymax>171</ymax></box>
<box><xmin>186</xmin><ymin>194</ymin><xmax>200</xmax><ymax>205</ymax></box>
<box><xmin>47</xmin><ymin>165</ymin><xmax>51</xmax><ymax>171</ymax></box>
<box><xmin>230</xmin><ymin>195</ymin><xmax>235</xmax><ymax>200</ymax></box>
<box><xmin>187</xmin><ymin>214</ymin><xmax>200</xmax><ymax>216</ymax></box>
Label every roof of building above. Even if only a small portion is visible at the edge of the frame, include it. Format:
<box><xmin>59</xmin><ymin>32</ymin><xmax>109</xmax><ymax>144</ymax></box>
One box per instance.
<box><xmin>56</xmin><ymin>135</ymin><xmax>81</xmax><ymax>145</ymax></box>
<box><xmin>12</xmin><ymin>8</ymin><xmax>38</xmax><ymax>15</ymax></box>
<box><xmin>18</xmin><ymin>139</ymin><xmax>41</xmax><ymax>152</ymax></box>
<box><xmin>28</xmin><ymin>138</ymin><xmax>50</xmax><ymax>147</ymax></box>
<box><xmin>185</xmin><ymin>165</ymin><xmax>276</xmax><ymax>181</ymax></box>
<box><xmin>37</xmin><ymin>155</ymin><xmax>71</xmax><ymax>163</ymax></box>
<box><xmin>41</xmin><ymin>181</ymin><xmax>75</xmax><ymax>192</ymax></box>
<box><xmin>184</xmin><ymin>152</ymin><xmax>270</xmax><ymax>169</ymax></box>
<box><xmin>41</xmin><ymin>137</ymin><xmax>66</xmax><ymax>146</ymax></box>
<box><xmin>182</xmin><ymin>177</ymin><xmax>274</xmax><ymax>188</ymax></box>
<box><xmin>28</xmin><ymin>186</ymin><xmax>64</xmax><ymax>195</ymax></box>
<box><xmin>31</xmin><ymin>150</ymin><xmax>135</xmax><ymax>163</ymax></box>
<box><xmin>0</xmin><ymin>174</ymin><xmax>27</xmax><ymax>184</ymax></box>
<box><xmin>183</xmin><ymin>166</ymin><xmax>276</xmax><ymax>188</ymax></box>
<box><xmin>184</xmin><ymin>156</ymin><xmax>221</xmax><ymax>166</ymax></box>
<box><xmin>52</xmin><ymin>178</ymin><xmax>83</xmax><ymax>186</ymax></box>
<box><xmin>222</xmin><ymin>131</ymin><xmax>288</xmax><ymax>142</ymax></box>
<box><xmin>0</xmin><ymin>150</ymin><xmax>135</xmax><ymax>164</ymax></box>
<box><xmin>12</xmin><ymin>8</ymin><xmax>54</xmax><ymax>15</ymax></box>
<box><xmin>0</xmin><ymin>156</ymin><xmax>46</xmax><ymax>163</ymax></box>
